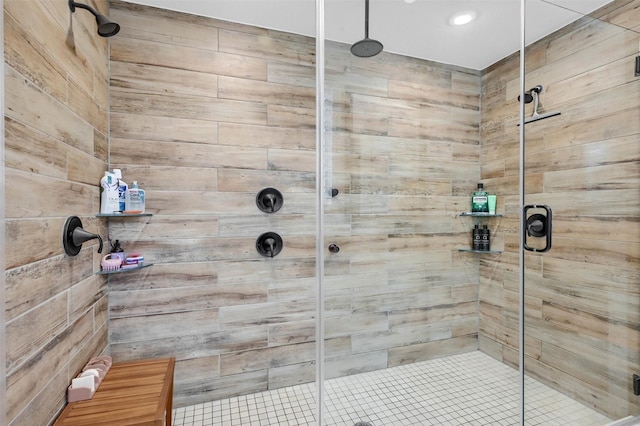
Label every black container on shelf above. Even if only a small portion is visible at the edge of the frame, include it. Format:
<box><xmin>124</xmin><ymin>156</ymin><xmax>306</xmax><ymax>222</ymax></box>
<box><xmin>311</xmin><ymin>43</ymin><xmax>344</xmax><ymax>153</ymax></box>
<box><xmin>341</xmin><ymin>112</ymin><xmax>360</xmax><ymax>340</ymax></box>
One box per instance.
<box><xmin>481</xmin><ymin>225</ymin><xmax>491</xmax><ymax>251</ymax></box>
<box><xmin>110</xmin><ymin>239</ymin><xmax>125</xmax><ymax>264</ymax></box>
<box><xmin>472</xmin><ymin>224</ymin><xmax>481</xmax><ymax>250</ymax></box>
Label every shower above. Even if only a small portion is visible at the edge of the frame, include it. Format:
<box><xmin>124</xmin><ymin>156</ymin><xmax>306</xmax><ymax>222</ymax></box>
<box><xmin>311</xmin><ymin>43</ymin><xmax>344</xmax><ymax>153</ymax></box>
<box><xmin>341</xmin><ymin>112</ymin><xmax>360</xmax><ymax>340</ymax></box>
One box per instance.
<box><xmin>115</xmin><ymin>0</ymin><xmax>636</xmax><ymax>424</ymax></box>
<box><xmin>7</xmin><ymin>0</ymin><xmax>640</xmax><ymax>422</ymax></box>
<box><xmin>351</xmin><ymin>0</ymin><xmax>383</xmax><ymax>57</ymax></box>
<box><xmin>68</xmin><ymin>0</ymin><xmax>120</xmax><ymax>37</ymax></box>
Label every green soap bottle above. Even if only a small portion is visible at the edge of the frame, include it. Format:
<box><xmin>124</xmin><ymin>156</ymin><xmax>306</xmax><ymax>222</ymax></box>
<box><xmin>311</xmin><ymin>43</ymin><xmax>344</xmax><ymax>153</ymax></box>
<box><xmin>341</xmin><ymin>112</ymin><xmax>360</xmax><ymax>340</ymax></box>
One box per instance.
<box><xmin>472</xmin><ymin>183</ymin><xmax>488</xmax><ymax>212</ymax></box>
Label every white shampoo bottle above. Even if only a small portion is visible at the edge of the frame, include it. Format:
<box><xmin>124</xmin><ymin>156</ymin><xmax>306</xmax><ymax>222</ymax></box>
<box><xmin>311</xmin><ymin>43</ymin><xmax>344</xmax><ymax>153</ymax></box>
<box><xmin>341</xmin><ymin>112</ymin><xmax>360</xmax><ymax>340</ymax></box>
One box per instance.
<box><xmin>113</xmin><ymin>169</ymin><xmax>128</xmax><ymax>213</ymax></box>
<box><xmin>100</xmin><ymin>171</ymin><xmax>119</xmax><ymax>214</ymax></box>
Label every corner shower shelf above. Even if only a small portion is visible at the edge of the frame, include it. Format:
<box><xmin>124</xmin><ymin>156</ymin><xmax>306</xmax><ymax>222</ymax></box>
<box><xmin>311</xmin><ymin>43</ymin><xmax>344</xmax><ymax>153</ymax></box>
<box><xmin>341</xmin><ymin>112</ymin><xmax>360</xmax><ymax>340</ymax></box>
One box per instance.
<box><xmin>96</xmin><ymin>213</ymin><xmax>153</xmax><ymax>217</ymax></box>
<box><xmin>458</xmin><ymin>248</ymin><xmax>503</xmax><ymax>254</ymax></box>
<box><xmin>459</xmin><ymin>212</ymin><xmax>503</xmax><ymax>217</ymax></box>
<box><xmin>96</xmin><ymin>263</ymin><xmax>153</xmax><ymax>275</ymax></box>
<box><xmin>95</xmin><ymin>213</ymin><xmax>154</xmax><ymax>275</ymax></box>
<box><xmin>458</xmin><ymin>212</ymin><xmax>503</xmax><ymax>254</ymax></box>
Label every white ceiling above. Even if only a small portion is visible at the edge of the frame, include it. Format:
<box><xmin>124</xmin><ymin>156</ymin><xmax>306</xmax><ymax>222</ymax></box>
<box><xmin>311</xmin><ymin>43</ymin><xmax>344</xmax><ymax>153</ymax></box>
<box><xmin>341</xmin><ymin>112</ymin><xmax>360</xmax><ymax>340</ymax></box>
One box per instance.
<box><xmin>123</xmin><ymin>0</ymin><xmax>614</xmax><ymax>70</ymax></box>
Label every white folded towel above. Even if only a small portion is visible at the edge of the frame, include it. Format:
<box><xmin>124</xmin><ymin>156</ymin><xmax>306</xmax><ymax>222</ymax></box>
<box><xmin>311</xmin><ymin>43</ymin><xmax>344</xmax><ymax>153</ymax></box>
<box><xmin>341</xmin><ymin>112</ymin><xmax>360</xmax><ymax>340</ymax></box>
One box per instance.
<box><xmin>71</xmin><ymin>375</ymin><xmax>95</xmax><ymax>392</ymax></box>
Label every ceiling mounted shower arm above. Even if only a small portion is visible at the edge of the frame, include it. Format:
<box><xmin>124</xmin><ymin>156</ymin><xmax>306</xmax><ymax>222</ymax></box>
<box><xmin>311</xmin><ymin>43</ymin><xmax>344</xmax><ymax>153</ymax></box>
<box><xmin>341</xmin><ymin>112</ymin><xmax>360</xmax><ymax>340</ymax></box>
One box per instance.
<box><xmin>364</xmin><ymin>0</ymin><xmax>370</xmax><ymax>39</ymax></box>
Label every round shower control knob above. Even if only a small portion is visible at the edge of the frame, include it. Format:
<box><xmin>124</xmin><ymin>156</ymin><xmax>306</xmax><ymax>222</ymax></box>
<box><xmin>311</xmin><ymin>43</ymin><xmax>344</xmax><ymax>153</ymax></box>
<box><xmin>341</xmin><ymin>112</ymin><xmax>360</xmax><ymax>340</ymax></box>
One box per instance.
<box><xmin>328</xmin><ymin>244</ymin><xmax>340</xmax><ymax>253</ymax></box>
<box><xmin>256</xmin><ymin>232</ymin><xmax>283</xmax><ymax>258</ymax></box>
<box><xmin>256</xmin><ymin>188</ymin><xmax>283</xmax><ymax>213</ymax></box>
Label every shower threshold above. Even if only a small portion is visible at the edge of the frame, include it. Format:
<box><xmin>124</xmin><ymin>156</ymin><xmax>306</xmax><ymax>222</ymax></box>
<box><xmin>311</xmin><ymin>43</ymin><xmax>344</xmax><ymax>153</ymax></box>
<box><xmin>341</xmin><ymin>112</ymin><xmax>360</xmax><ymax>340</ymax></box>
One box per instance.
<box><xmin>173</xmin><ymin>351</ymin><xmax>611</xmax><ymax>426</ymax></box>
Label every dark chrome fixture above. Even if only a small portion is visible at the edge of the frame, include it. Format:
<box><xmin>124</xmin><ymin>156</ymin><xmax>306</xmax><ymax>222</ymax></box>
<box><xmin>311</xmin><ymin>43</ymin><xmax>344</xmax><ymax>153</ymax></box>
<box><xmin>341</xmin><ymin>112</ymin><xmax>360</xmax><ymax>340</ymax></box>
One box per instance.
<box><xmin>526</xmin><ymin>214</ymin><xmax>547</xmax><ymax>238</ymax></box>
<box><xmin>256</xmin><ymin>232</ymin><xmax>283</xmax><ymax>258</ymax></box>
<box><xmin>351</xmin><ymin>0</ymin><xmax>383</xmax><ymax>57</ymax></box>
<box><xmin>328</xmin><ymin>244</ymin><xmax>340</xmax><ymax>253</ymax></box>
<box><xmin>256</xmin><ymin>188</ymin><xmax>283</xmax><ymax>213</ymax></box>
<box><xmin>523</xmin><ymin>205</ymin><xmax>552</xmax><ymax>253</ymax></box>
<box><xmin>517</xmin><ymin>92</ymin><xmax>533</xmax><ymax>104</ymax></box>
<box><xmin>518</xmin><ymin>85</ymin><xmax>561</xmax><ymax>125</ymax></box>
<box><xmin>69</xmin><ymin>0</ymin><xmax>120</xmax><ymax>37</ymax></box>
<box><xmin>63</xmin><ymin>216</ymin><xmax>103</xmax><ymax>256</ymax></box>
<box><xmin>331</xmin><ymin>188</ymin><xmax>339</xmax><ymax>198</ymax></box>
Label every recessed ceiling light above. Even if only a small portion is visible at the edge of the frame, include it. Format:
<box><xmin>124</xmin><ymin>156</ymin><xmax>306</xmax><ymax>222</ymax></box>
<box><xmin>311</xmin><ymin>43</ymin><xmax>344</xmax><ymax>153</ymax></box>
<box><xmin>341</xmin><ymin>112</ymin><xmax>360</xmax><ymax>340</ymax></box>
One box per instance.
<box><xmin>449</xmin><ymin>11</ymin><xmax>477</xmax><ymax>26</ymax></box>
<box><xmin>404</xmin><ymin>0</ymin><xmax>416</xmax><ymax>3</ymax></box>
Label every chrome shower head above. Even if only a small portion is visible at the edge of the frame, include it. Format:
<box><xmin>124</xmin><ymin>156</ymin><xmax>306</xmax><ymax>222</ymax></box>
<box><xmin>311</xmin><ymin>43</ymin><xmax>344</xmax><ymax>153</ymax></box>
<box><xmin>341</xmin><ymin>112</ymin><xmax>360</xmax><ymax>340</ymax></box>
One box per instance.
<box><xmin>69</xmin><ymin>0</ymin><xmax>120</xmax><ymax>37</ymax></box>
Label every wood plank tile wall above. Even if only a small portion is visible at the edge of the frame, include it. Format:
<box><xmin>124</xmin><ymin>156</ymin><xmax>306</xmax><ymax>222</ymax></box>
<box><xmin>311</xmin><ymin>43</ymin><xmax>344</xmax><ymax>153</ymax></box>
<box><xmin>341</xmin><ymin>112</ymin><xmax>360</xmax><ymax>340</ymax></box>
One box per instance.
<box><xmin>107</xmin><ymin>1</ymin><xmax>483</xmax><ymax>407</ymax></box>
<box><xmin>479</xmin><ymin>0</ymin><xmax>640</xmax><ymax>419</ymax></box>
<box><xmin>3</xmin><ymin>0</ymin><xmax>110</xmax><ymax>425</ymax></box>
<box><xmin>8</xmin><ymin>0</ymin><xmax>636</xmax><ymax>422</ymax></box>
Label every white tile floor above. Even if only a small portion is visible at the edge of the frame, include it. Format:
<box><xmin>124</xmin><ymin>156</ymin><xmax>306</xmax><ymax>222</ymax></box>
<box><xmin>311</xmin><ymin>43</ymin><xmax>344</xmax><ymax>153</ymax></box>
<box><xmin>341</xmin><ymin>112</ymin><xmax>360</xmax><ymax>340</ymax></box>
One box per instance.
<box><xmin>172</xmin><ymin>351</ymin><xmax>613</xmax><ymax>426</ymax></box>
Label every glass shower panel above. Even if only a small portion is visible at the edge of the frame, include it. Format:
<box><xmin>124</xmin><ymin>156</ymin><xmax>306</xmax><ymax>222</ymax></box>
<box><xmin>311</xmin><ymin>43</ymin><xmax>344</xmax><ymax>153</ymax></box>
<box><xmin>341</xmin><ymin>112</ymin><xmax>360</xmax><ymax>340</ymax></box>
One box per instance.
<box><xmin>521</xmin><ymin>0</ymin><xmax>640</xmax><ymax>423</ymax></box>
<box><xmin>321</xmin><ymin>1</ymin><xmax>519</xmax><ymax>424</ymax></box>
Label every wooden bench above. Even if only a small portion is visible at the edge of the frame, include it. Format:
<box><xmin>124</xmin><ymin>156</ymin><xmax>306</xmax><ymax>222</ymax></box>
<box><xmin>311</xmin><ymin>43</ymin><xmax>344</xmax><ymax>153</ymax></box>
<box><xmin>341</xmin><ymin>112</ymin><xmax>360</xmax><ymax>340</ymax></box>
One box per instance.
<box><xmin>54</xmin><ymin>357</ymin><xmax>175</xmax><ymax>426</ymax></box>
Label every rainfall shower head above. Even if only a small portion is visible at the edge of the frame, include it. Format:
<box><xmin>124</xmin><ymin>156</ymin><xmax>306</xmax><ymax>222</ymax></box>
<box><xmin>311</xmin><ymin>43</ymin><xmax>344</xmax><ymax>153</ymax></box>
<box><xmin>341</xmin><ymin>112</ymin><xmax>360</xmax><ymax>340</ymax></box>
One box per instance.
<box><xmin>351</xmin><ymin>37</ymin><xmax>384</xmax><ymax>58</ymax></box>
<box><xmin>69</xmin><ymin>0</ymin><xmax>120</xmax><ymax>37</ymax></box>
<box><xmin>351</xmin><ymin>0</ymin><xmax>383</xmax><ymax>57</ymax></box>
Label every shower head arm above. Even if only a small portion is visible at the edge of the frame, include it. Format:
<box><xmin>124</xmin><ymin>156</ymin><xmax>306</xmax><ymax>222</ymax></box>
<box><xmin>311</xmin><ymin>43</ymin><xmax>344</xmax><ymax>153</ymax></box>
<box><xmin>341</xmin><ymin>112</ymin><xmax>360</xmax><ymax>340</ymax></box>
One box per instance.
<box><xmin>69</xmin><ymin>0</ymin><xmax>99</xmax><ymax>17</ymax></box>
<box><xmin>69</xmin><ymin>0</ymin><xmax>120</xmax><ymax>37</ymax></box>
<box><xmin>364</xmin><ymin>0</ymin><xmax>370</xmax><ymax>38</ymax></box>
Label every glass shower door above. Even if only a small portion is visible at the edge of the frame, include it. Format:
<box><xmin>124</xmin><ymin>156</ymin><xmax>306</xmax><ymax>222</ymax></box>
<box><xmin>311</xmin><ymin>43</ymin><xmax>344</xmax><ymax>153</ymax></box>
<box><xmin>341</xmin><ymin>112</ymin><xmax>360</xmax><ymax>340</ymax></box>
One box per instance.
<box><xmin>520</xmin><ymin>0</ymin><xmax>640</xmax><ymax>423</ymax></box>
<box><xmin>319</xmin><ymin>1</ymin><xmax>520</xmax><ymax>424</ymax></box>
<box><xmin>320</xmin><ymin>0</ymin><xmax>640</xmax><ymax>424</ymax></box>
